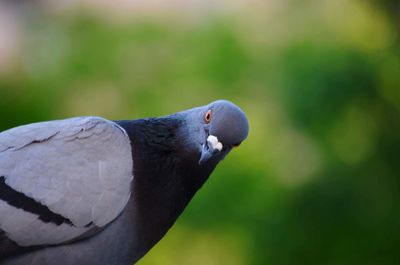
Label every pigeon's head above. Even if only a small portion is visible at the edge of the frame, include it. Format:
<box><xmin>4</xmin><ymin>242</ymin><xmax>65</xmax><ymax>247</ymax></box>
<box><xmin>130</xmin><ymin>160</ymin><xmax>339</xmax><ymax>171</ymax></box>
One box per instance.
<box><xmin>181</xmin><ymin>100</ymin><xmax>249</xmax><ymax>166</ymax></box>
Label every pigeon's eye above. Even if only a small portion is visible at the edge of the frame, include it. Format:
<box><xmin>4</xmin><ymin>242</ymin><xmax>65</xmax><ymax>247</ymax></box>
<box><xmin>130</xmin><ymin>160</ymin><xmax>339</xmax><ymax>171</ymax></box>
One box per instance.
<box><xmin>204</xmin><ymin>110</ymin><xmax>212</xmax><ymax>123</ymax></box>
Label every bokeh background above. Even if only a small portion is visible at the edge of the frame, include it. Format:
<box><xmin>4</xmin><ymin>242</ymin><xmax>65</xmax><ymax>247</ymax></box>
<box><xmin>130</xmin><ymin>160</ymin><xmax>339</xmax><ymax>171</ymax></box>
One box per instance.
<box><xmin>1</xmin><ymin>0</ymin><xmax>400</xmax><ymax>264</ymax></box>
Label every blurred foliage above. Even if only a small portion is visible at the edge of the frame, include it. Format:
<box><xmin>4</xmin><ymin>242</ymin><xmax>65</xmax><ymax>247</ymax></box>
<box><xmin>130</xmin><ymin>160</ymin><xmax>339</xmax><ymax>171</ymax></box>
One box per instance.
<box><xmin>1</xmin><ymin>1</ymin><xmax>400</xmax><ymax>264</ymax></box>
<box><xmin>367</xmin><ymin>0</ymin><xmax>400</xmax><ymax>40</ymax></box>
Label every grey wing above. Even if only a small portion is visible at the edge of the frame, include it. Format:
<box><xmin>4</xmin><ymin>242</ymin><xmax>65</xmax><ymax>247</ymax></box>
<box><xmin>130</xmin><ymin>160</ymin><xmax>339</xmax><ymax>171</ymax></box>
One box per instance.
<box><xmin>0</xmin><ymin>117</ymin><xmax>133</xmax><ymax>247</ymax></box>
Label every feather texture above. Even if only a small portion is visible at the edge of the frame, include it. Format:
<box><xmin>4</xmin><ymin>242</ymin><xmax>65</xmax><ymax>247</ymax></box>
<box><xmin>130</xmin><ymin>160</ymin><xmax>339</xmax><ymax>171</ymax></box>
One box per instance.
<box><xmin>0</xmin><ymin>117</ymin><xmax>133</xmax><ymax>247</ymax></box>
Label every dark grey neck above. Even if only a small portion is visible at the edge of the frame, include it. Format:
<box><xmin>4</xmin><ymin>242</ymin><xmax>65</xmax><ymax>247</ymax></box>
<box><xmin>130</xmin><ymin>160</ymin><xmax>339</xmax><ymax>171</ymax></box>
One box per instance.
<box><xmin>115</xmin><ymin>116</ymin><xmax>217</xmax><ymax>260</ymax></box>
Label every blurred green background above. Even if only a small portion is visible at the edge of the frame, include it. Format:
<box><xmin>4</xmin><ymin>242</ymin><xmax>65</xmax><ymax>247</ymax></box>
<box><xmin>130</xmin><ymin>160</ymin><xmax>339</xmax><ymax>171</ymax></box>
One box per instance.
<box><xmin>1</xmin><ymin>0</ymin><xmax>400</xmax><ymax>264</ymax></box>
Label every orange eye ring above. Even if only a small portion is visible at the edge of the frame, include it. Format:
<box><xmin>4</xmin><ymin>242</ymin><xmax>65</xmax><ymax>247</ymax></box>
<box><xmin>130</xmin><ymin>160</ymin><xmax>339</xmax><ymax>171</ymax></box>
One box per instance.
<box><xmin>204</xmin><ymin>110</ymin><xmax>212</xmax><ymax>123</ymax></box>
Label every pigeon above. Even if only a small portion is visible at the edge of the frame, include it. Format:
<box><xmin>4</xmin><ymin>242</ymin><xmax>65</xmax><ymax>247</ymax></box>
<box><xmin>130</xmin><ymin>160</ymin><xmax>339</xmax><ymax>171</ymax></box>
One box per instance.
<box><xmin>0</xmin><ymin>100</ymin><xmax>249</xmax><ymax>265</ymax></box>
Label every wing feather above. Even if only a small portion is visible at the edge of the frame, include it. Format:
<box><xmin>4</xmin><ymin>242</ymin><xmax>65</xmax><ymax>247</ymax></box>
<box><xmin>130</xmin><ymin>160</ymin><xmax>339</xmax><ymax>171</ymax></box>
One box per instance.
<box><xmin>0</xmin><ymin>117</ymin><xmax>133</xmax><ymax>247</ymax></box>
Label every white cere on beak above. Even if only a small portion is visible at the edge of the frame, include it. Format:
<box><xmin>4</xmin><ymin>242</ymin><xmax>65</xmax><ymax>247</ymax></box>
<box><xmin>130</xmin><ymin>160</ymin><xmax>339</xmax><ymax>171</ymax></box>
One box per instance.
<box><xmin>207</xmin><ymin>135</ymin><xmax>223</xmax><ymax>151</ymax></box>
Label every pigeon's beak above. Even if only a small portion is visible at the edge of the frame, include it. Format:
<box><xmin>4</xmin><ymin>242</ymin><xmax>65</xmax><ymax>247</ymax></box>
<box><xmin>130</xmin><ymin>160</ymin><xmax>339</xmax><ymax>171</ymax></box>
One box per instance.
<box><xmin>198</xmin><ymin>135</ymin><xmax>223</xmax><ymax>165</ymax></box>
<box><xmin>199</xmin><ymin>144</ymin><xmax>218</xmax><ymax>165</ymax></box>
